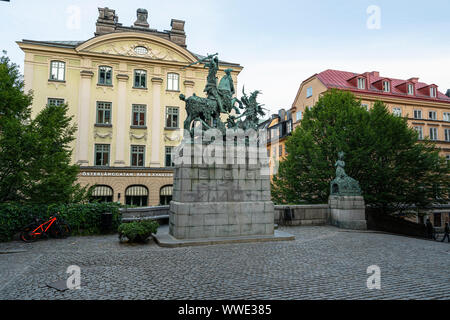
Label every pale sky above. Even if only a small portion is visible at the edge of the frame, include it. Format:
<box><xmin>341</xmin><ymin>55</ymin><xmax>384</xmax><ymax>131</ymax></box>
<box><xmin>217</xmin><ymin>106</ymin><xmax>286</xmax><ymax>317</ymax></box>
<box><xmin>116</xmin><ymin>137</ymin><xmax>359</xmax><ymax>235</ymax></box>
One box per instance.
<box><xmin>1</xmin><ymin>0</ymin><xmax>450</xmax><ymax>115</ymax></box>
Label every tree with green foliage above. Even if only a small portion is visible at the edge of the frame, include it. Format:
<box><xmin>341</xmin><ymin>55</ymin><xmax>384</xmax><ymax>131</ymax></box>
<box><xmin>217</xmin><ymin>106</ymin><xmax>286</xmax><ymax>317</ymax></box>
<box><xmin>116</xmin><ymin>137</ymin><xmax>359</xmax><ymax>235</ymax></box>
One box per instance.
<box><xmin>272</xmin><ymin>89</ymin><xmax>449</xmax><ymax>215</ymax></box>
<box><xmin>0</xmin><ymin>53</ymin><xmax>87</xmax><ymax>204</ymax></box>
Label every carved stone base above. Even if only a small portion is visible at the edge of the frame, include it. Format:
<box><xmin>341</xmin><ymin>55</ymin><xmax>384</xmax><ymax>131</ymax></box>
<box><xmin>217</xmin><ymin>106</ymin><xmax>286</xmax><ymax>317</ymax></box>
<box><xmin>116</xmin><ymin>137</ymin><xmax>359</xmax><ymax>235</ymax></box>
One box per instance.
<box><xmin>169</xmin><ymin>158</ymin><xmax>277</xmax><ymax>240</ymax></box>
<box><xmin>329</xmin><ymin>195</ymin><xmax>367</xmax><ymax>230</ymax></box>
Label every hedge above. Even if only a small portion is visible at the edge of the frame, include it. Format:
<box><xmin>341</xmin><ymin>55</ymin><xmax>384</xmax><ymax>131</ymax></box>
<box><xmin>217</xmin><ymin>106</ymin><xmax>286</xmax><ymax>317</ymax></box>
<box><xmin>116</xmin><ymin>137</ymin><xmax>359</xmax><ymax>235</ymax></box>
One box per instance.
<box><xmin>118</xmin><ymin>220</ymin><xmax>159</xmax><ymax>243</ymax></box>
<box><xmin>0</xmin><ymin>202</ymin><xmax>121</xmax><ymax>242</ymax></box>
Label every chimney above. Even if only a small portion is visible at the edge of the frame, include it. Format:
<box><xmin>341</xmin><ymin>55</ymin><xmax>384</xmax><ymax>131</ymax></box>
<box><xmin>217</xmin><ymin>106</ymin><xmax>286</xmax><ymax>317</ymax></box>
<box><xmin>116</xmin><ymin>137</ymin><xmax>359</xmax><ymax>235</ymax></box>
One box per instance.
<box><xmin>95</xmin><ymin>7</ymin><xmax>119</xmax><ymax>36</ymax></box>
<box><xmin>133</xmin><ymin>8</ymin><xmax>149</xmax><ymax>29</ymax></box>
<box><xmin>170</xmin><ymin>19</ymin><xmax>187</xmax><ymax>48</ymax></box>
<box><xmin>446</xmin><ymin>89</ymin><xmax>450</xmax><ymax>98</ymax></box>
<box><xmin>370</xmin><ymin>71</ymin><xmax>380</xmax><ymax>78</ymax></box>
<box><xmin>408</xmin><ymin>77</ymin><xmax>419</xmax><ymax>84</ymax></box>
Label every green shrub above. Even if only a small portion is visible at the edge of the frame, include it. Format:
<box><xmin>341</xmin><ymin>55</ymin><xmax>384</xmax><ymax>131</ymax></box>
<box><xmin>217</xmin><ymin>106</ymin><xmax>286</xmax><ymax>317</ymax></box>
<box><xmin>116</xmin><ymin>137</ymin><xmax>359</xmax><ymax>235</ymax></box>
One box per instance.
<box><xmin>0</xmin><ymin>202</ymin><xmax>121</xmax><ymax>242</ymax></box>
<box><xmin>118</xmin><ymin>220</ymin><xmax>159</xmax><ymax>243</ymax></box>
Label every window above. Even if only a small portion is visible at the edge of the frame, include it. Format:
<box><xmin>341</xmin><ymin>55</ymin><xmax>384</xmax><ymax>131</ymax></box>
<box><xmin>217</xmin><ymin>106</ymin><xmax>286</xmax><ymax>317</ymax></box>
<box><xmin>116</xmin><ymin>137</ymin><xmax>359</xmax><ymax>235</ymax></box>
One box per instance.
<box><xmin>90</xmin><ymin>185</ymin><xmax>113</xmax><ymax>203</ymax></box>
<box><xmin>134</xmin><ymin>46</ymin><xmax>148</xmax><ymax>55</ymax></box>
<box><xmin>96</xmin><ymin>102</ymin><xmax>112</xmax><ymax>125</ymax></box>
<box><xmin>131</xmin><ymin>145</ymin><xmax>145</xmax><ymax>167</ymax></box>
<box><xmin>361</xmin><ymin>104</ymin><xmax>369</xmax><ymax>111</ymax></box>
<box><xmin>134</xmin><ymin>70</ymin><xmax>147</xmax><ymax>88</ymax></box>
<box><xmin>414</xmin><ymin>110</ymin><xmax>422</xmax><ymax>119</ymax></box>
<box><xmin>434</xmin><ymin>213</ymin><xmax>442</xmax><ymax>227</ymax></box>
<box><xmin>287</xmin><ymin>121</ymin><xmax>292</xmax><ymax>133</ymax></box>
<box><xmin>132</xmin><ymin>104</ymin><xmax>146</xmax><ymax>126</ymax></box>
<box><xmin>165</xmin><ymin>146</ymin><xmax>174</xmax><ymax>167</ymax></box>
<box><xmin>279</xmin><ymin>145</ymin><xmax>283</xmax><ymax>156</ymax></box>
<box><xmin>428</xmin><ymin>111</ymin><xmax>437</xmax><ymax>120</ymax></box>
<box><xmin>414</xmin><ymin>127</ymin><xmax>423</xmax><ymax>140</ymax></box>
<box><xmin>125</xmin><ymin>185</ymin><xmax>148</xmax><ymax>207</ymax></box>
<box><xmin>383</xmin><ymin>80</ymin><xmax>390</xmax><ymax>92</ymax></box>
<box><xmin>95</xmin><ymin>144</ymin><xmax>110</xmax><ymax>166</ymax></box>
<box><xmin>445</xmin><ymin>129</ymin><xmax>450</xmax><ymax>142</ymax></box>
<box><xmin>357</xmin><ymin>78</ymin><xmax>366</xmax><ymax>89</ymax></box>
<box><xmin>430</xmin><ymin>87</ymin><xmax>437</xmax><ymax>98</ymax></box>
<box><xmin>408</xmin><ymin>83</ymin><xmax>414</xmax><ymax>95</ymax></box>
<box><xmin>47</xmin><ymin>98</ymin><xmax>64</xmax><ymax>106</ymax></box>
<box><xmin>296</xmin><ymin>111</ymin><xmax>302</xmax><ymax>122</ymax></box>
<box><xmin>429</xmin><ymin>127</ymin><xmax>438</xmax><ymax>141</ymax></box>
<box><xmin>446</xmin><ymin>155</ymin><xmax>450</xmax><ymax>163</ymax></box>
<box><xmin>167</xmin><ymin>73</ymin><xmax>179</xmax><ymax>91</ymax></box>
<box><xmin>306</xmin><ymin>87</ymin><xmax>313</xmax><ymax>98</ymax></box>
<box><xmin>49</xmin><ymin>61</ymin><xmax>65</xmax><ymax>81</ymax></box>
<box><xmin>443</xmin><ymin>112</ymin><xmax>450</xmax><ymax>122</ymax></box>
<box><xmin>393</xmin><ymin>107</ymin><xmax>402</xmax><ymax>117</ymax></box>
<box><xmin>98</xmin><ymin>66</ymin><xmax>112</xmax><ymax>85</ymax></box>
<box><xmin>271</xmin><ymin>127</ymin><xmax>279</xmax><ymax>139</ymax></box>
<box><xmin>160</xmin><ymin>185</ymin><xmax>173</xmax><ymax>205</ymax></box>
<box><xmin>166</xmin><ymin>107</ymin><xmax>179</xmax><ymax>128</ymax></box>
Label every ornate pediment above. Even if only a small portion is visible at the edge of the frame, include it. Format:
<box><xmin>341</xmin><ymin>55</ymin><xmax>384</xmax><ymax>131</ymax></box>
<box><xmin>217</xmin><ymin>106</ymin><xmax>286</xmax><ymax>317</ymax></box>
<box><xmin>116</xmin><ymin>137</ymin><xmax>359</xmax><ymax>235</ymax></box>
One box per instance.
<box><xmin>84</xmin><ymin>39</ymin><xmax>188</xmax><ymax>63</ymax></box>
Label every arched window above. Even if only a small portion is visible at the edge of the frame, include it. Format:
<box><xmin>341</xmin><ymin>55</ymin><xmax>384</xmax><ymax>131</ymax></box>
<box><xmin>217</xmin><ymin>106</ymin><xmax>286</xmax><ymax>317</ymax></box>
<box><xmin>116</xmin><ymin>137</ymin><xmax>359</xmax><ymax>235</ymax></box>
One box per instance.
<box><xmin>125</xmin><ymin>185</ymin><xmax>148</xmax><ymax>207</ymax></box>
<box><xmin>167</xmin><ymin>73</ymin><xmax>179</xmax><ymax>91</ymax></box>
<box><xmin>90</xmin><ymin>185</ymin><xmax>113</xmax><ymax>203</ymax></box>
<box><xmin>49</xmin><ymin>60</ymin><xmax>65</xmax><ymax>81</ymax></box>
<box><xmin>159</xmin><ymin>185</ymin><xmax>173</xmax><ymax>205</ymax></box>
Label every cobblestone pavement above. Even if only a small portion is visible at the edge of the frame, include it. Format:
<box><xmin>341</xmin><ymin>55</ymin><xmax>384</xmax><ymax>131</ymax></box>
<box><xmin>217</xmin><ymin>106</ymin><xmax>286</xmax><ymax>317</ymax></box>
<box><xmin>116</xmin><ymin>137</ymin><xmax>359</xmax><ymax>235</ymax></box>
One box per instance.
<box><xmin>0</xmin><ymin>226</ymin><xmax>449</xmax><ymax>300</ymax></box>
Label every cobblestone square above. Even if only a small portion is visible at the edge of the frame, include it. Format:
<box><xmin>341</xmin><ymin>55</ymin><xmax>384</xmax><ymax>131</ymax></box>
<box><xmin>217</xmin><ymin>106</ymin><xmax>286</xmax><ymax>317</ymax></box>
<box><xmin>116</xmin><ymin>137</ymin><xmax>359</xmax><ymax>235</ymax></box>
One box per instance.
<box><xmin>0</xmin><ymin>226</ymin><xmax>448</xmax><ymax>300</ymax></box>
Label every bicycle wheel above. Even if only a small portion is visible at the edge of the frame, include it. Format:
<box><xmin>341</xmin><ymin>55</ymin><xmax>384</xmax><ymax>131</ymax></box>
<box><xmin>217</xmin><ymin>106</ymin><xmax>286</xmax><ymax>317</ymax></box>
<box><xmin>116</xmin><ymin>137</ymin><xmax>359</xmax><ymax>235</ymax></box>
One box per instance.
<box><xmin>20</xmin><ymin>226</ymin><xmax>38</xmax><ymax>243</ymax></box>
<box><xmin>51</xmin><ymin>222</ymin><xmax>71</xmax><ymax>239</ymax></box>
<box><xmin>59</xmin><ymin>223</ymin><xmax>71</xmax><ymax>238</ymax></box>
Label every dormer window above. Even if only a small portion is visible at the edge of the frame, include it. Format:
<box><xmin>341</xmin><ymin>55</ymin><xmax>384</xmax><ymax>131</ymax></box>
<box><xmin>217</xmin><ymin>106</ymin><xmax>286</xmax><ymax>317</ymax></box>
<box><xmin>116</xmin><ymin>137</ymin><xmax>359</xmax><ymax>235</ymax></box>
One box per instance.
<box><xmin>357</xmin><ymin>78</ymin><xmax>366</xmax><ymax>90</ymax></box>
<box><xmin>407</xmin><ymin>83</ymin><xmax>414</xmax><ymax>95</ymax></box>
<box><xmin>383</xmin><ymin>80</ymin><xmax>390</xmax><ymax>92</ymax></box>
<box><xmin>430</xmin><ymin>87</ymin><xmax>437</xmax><ymax>98</ymax></box>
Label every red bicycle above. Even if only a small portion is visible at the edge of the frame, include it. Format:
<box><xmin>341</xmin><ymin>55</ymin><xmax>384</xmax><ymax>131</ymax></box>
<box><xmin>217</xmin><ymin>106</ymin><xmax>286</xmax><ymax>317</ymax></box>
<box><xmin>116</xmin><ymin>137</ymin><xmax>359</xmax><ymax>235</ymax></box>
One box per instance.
<box><xmin>20</xmin><ymin>212</ymin><xmax>71</xmax><ymax>243</ymax></box>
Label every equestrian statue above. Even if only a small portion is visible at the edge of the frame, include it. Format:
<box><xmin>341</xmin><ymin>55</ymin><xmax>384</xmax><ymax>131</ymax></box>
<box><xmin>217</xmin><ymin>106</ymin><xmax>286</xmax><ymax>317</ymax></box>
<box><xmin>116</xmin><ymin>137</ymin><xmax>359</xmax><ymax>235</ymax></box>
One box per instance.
<box><xmin>179</xmin><ymin>53</ymin><xmax>263</xmax><ymax>134</ymax></box>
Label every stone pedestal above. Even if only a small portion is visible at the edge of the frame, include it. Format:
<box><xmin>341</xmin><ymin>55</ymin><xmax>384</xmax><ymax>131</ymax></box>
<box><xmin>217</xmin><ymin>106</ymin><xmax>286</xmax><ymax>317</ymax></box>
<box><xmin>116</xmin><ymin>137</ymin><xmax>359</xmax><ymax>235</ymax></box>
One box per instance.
<box><xmin>169</xmin><ymin>159</ymin><xmax>275</xmax><ymax>239</ymax></box>
<box><xmin>329</xmin><ymin>196</ymin><xmax>367</xmax><ymax>230</ymax></box>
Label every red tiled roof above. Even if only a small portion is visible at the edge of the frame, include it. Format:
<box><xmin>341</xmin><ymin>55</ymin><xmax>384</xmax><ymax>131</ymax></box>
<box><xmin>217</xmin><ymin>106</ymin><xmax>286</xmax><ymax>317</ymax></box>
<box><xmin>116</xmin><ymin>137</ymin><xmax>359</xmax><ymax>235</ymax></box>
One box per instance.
<box><xmin>315</xmin><ymin>69</ymin><xmax>450</xmax><ymax>104</ymax></box>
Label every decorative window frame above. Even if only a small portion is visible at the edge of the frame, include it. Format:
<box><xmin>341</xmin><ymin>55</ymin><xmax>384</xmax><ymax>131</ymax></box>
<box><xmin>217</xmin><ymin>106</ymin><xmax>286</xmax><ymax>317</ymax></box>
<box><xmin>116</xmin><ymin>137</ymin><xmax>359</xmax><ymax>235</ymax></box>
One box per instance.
<box><xmin>49</xmin><ymin>60</ymin><xmax>66</xmax><ymax>81</ymax></box>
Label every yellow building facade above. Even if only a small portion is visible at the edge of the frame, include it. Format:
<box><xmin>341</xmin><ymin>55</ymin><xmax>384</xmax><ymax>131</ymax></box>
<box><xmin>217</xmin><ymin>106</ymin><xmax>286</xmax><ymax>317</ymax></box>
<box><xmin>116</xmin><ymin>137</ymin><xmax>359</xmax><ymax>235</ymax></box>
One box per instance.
<box><xmin>17</xmin><ymin>7</ymin><xmax>242</xmax><ymax>206</ymax></box>
<box><xmin>291</xmin><ymin>70</ymin><xmax>450</xmax><ymax>161</ymax></box>
<box><xmin>260</xmin><ymin>109</ymin><xmax>293</xmax><ymax>177</ymax></box>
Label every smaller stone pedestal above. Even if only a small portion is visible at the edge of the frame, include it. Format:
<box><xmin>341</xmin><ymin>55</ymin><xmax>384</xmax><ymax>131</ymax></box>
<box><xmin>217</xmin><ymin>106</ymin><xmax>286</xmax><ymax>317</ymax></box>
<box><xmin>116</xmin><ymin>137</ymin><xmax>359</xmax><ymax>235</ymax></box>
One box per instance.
<box><xmin>329</xmin><ymin>196</ymin><xmax>367</xmax><ymax>230</ymax></box>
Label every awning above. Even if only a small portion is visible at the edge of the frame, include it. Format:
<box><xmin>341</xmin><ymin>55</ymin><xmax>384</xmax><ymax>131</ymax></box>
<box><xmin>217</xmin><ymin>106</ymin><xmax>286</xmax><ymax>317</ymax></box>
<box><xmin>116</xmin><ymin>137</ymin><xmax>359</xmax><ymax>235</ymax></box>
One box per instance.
<box><xmin>126</xmin><ymin>185</ymin><xmax>148</xmax><ymax>196</ymax></box>
<box><xmin>92</xmin><ymin>185</ymin><xmax>113</xmax><ymax>196</ymax></box>
<box><xmin>160</xmin><ymin>185</ymin><xmax>173</xmax><ymax>196</ymax></box>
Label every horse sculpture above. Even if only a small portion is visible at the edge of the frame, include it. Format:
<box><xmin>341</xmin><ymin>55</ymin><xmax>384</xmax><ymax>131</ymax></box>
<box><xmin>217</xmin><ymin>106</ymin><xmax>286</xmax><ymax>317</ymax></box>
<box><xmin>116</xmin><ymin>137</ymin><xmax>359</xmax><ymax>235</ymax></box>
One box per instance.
<box><xmin>179</xmin><ymin>93</ymin><xmax>219</xmax><ymax>132</ymax></box>
<box><xmin>179</xmin><ymin>54</ymin><xmax>264</xmax><ymax>134</ymax></box>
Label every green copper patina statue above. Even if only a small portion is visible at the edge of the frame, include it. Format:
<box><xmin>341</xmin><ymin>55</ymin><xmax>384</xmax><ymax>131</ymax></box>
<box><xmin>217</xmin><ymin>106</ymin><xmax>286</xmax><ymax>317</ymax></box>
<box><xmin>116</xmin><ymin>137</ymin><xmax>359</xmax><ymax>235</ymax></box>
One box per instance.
<box><xmin>180</xmin><ymin>53</ymin><xmax>264</xmax><ymax>134</ymax></box>
<box><xmin>330</xmin><ymin>152</ymin><xmax>362</xmax><ymax>196</ymax></box>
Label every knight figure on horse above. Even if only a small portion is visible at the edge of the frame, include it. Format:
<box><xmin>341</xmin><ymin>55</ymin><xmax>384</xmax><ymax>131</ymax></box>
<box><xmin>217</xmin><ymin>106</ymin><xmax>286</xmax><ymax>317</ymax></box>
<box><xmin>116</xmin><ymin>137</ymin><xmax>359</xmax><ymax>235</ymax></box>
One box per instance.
<box><xmin>180</xmin><ymin>53</ymin><xmax>262</xmax><ymax>134</ymax></box>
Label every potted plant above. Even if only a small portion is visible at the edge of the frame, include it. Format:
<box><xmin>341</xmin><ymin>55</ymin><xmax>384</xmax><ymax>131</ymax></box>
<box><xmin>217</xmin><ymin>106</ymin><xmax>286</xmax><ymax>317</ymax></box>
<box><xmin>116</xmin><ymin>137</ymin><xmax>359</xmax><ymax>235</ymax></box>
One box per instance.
<box><xmin>118</xmin><ymin>220</ymin><xmax>159</xmax><ymax>243</ymax></box>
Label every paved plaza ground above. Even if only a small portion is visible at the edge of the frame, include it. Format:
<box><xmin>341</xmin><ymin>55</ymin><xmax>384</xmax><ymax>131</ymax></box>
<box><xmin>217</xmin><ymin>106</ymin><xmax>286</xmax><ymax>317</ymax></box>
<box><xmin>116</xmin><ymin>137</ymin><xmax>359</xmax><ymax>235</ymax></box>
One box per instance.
<box><xmin>0</xmin><ymin>225</ymin><xmax>448</xmax><ymax>300</ymax></box>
